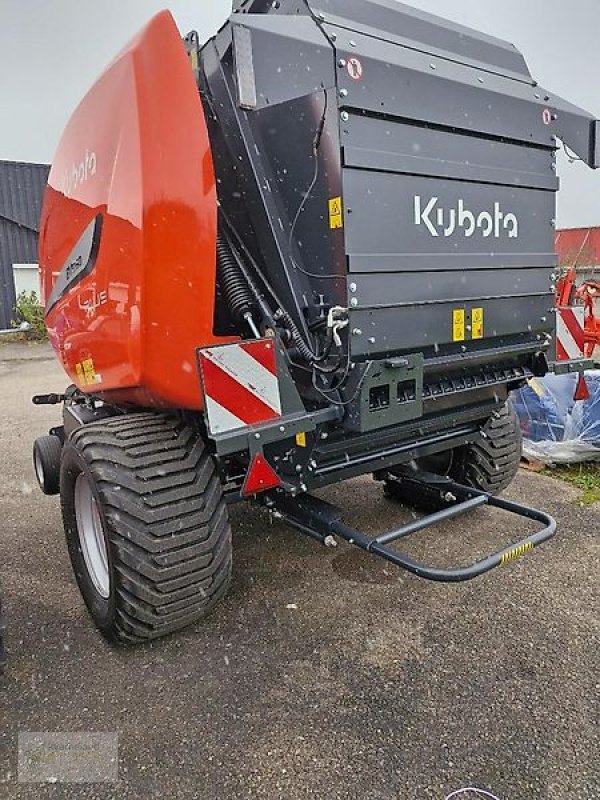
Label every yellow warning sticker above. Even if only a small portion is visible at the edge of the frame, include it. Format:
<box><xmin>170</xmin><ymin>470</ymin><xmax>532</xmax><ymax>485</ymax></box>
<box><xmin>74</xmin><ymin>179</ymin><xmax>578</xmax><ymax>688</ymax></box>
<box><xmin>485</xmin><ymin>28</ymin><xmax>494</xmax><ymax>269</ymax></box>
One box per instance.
<box><xmin>82</xmin><ymin>358</ymin><xmax>96</xmax><ymax>385</ymax></box>
<box><xmin>472</xmin><ymin>307</ymin><xmax>484</xmax><ymax>340</ymax></box>
<box><xmin>75</xmin><ymin>358</ymin><xmax>99</xmax><ymax>386</ymax></box>
<box><xmin>453</xmin><ymin>309</ymin><xmax>465</xmax><ymax>342</ymax></box>
<box><xmin>295</xmin><ymin>432</ymin><xmax>307</xmax><ymax>448</ymax></box>
<box><xmin>328</xmin><ymin>196</ymin><xmax>343</xmax><ymax>229</ymax></box>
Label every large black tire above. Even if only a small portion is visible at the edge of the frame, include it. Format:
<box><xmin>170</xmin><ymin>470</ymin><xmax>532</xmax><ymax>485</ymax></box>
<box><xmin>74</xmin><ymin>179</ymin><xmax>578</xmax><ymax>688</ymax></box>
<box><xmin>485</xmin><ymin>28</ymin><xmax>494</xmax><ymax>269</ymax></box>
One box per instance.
<box><xmin>60</xmin><ymin>413</ymin><xmax>232</xmax><ymax>645</ymax></box>
<box><xmin>449</xmin><ymin>400</ymin><xmax>523</xmax><ymax>494</ymax></box>
<box><xmin>384</xmin><ymin>400</ymin><xmax>522</xmax><ymax>511</ymax></box>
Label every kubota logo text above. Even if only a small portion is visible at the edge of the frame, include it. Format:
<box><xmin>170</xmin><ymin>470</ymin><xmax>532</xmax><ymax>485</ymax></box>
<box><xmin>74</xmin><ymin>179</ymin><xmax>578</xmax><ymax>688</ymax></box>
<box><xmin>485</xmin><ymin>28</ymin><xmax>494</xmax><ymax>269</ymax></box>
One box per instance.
<box><xmin>414</xmin><ymin>196</ymin><xmax>519</xmax><ymax>239</ymax></box>
<box><xmin>61</xmin><ymin>150</ymin><xmax>97</xmax><ymax>198</ymax></box>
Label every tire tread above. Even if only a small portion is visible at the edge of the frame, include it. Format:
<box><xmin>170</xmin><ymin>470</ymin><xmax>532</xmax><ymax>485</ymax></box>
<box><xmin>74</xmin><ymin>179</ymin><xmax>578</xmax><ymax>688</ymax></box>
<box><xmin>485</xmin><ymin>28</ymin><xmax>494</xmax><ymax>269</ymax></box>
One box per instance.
<box><xmin>66</xmin><ymin>413</ymin><xmax>232</xmax><ymax>644</ymax></box>
<box><xmin>383</xmin><ymin>400</ymin><xmax>522</xmax><ymax>511</ymax></box>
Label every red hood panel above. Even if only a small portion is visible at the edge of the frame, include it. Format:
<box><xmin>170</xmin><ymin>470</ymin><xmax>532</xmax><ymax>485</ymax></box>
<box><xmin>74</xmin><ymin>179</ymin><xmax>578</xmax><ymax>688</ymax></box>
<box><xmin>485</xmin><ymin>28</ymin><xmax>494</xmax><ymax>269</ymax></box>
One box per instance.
<box><xmin>39</xmin><ymin>10</ymin><xmax>220</xmax><ymax>410</ymax></box>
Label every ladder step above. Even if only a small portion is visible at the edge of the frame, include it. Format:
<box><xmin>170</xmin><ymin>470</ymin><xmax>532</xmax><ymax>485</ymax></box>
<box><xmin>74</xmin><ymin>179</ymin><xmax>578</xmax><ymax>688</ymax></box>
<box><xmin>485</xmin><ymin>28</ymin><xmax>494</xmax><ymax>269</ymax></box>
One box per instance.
<box><xmin>374</xmin><ymin>494</ymin><xmax>487</xmax><ymax>545</ymax></box>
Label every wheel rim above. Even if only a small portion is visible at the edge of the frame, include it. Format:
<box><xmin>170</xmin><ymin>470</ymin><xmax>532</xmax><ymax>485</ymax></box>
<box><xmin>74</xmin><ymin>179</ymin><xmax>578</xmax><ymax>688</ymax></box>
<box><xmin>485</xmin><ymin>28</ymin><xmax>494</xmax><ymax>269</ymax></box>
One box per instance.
<box><xmin>33</xmin><ymin>448</ymin><xmax>45</xmax><ymax>488</ymax></box>
<box><xmin>74</xmin><ymin>473</ymin><xmax>110</xmax><ymax>599</ymax></box>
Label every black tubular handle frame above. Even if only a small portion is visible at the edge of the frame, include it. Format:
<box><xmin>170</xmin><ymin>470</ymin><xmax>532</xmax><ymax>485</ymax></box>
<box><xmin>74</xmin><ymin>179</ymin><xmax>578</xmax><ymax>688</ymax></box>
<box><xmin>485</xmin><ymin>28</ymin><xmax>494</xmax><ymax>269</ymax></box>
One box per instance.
<box><xmin>270</xmin><ymin>475</ymin><xmax>557</xmax><ymax>584</ymax></box>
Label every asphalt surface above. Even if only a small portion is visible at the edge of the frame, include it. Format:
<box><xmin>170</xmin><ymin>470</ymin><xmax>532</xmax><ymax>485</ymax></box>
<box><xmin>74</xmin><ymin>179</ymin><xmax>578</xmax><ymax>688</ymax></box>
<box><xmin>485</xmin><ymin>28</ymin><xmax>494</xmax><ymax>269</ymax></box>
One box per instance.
<box><xmin>0</xmin><ymin>343</ymin><xmax>598</xmax><ymax>799</ymax></box>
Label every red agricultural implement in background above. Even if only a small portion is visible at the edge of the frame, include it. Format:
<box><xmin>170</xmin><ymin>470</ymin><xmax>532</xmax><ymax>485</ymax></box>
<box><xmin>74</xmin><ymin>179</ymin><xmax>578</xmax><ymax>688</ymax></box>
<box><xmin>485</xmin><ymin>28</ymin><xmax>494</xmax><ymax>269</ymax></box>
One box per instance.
<box><xmin>556</xmin><ymin>267</ymin><xmax>600</xmax><ymax>360</ymax></box>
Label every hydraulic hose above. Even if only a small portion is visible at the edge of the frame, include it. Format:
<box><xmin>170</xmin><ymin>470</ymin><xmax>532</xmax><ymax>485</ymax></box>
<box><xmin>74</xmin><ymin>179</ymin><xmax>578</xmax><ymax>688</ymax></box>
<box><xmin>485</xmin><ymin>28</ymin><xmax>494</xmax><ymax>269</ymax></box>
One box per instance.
<box><xmin>274</xmin><ymin>309</ymin><xmax>317</xmax><ymax>364</ymax></box>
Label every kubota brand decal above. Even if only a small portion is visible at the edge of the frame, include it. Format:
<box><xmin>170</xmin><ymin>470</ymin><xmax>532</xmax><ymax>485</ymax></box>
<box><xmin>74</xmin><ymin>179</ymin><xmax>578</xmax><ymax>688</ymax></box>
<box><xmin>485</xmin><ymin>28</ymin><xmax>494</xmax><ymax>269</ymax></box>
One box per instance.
<box><xmin>198</xmin><ymin>340</ymin><xmax>282</xmax><ymax>435</ymax></box>
<box><xmin>61</xmin><ymin>150</ymin><xmax>98</xmax><ymax>198</ymax></box>
<box><xmin>414</xmin><ymin>196</ymin><xmax>519</xmax><ymax>239</ymax></box>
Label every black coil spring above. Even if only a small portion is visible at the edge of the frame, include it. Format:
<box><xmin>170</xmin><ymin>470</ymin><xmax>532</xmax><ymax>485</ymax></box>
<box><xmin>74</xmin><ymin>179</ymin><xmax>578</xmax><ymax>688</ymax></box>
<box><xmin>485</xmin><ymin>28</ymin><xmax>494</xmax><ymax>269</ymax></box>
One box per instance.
<box><xmin>217</xmin><ymin>236</ymin><xmax>255</xmax><ymax>325</ymax></box>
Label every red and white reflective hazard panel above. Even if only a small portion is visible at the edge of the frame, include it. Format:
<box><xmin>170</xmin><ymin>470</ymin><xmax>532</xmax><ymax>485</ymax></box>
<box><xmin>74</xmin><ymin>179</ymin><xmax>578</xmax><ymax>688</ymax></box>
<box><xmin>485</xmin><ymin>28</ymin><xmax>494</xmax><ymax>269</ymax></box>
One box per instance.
<box><xmin>198</xmin><ymin>340</ymin><xmax>282</xmax><ymax>435</ymax></box>
<box><xmin>556</xmin><ymin>306</ymin><xmax>586</xmax><ymax>361</ymax></box>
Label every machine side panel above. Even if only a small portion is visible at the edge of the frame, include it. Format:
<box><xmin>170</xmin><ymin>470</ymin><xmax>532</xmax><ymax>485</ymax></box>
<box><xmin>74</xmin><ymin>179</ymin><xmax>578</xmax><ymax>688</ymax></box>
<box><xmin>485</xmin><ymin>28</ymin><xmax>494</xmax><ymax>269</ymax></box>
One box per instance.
<box><xmin>40</xmin><ymin>11</ymin><xmax>220</xmax><ymax>410</ymax></box>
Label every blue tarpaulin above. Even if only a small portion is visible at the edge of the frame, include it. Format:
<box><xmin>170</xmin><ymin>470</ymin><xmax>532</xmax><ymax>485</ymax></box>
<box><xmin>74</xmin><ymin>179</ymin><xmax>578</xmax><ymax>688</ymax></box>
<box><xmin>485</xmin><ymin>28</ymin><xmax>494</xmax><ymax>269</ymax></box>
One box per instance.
<box><xmin>512</xmin><ymin>372</ymin><xmax>600</xmax><ymax>464</ymax></box>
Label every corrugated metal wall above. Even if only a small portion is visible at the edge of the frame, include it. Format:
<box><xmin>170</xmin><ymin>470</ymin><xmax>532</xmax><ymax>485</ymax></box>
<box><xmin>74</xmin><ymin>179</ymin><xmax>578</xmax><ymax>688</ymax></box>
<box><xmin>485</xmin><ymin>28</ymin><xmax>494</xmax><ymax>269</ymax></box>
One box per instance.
<box><xmin>0</xmin><ymin>161</ymin><xmax>50</xmax><ymax>329</ymax></box>
<box><xmin>0</xmin><ymin>219</ymin><xmax>40</xmax><ymax>328</ymax></box>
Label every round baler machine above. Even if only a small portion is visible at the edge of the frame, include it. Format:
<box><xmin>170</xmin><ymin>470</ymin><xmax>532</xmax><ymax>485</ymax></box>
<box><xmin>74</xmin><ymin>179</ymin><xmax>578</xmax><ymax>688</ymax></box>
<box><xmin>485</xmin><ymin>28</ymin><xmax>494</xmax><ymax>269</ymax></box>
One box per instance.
<box><xmin>31</xmin><ymin>0</ymin><xmax>599</xmax><ymax>644</ymax></box>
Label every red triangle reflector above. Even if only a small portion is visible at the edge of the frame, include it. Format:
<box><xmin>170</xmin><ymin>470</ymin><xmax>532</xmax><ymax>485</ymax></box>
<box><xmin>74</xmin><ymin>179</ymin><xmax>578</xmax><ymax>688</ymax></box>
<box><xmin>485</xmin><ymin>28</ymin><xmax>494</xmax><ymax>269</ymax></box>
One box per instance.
<box><xmin>574</xmin><ymin>373</ymin><xmax>590</xmax><ymax>402</ymax></box>
<box><xmin>242</xmin><ymin>454</ymin><xmax>281</xmax><ymax>497</ymax></box>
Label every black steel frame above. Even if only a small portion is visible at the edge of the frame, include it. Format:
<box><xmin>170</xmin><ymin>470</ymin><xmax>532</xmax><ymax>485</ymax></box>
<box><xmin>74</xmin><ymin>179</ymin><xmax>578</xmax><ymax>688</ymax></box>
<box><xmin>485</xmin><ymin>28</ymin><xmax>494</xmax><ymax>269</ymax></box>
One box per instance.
<box><xmin>268</xmin><ymin>471</ymin><xmax>556</xmax><ymax>583</ymax></box>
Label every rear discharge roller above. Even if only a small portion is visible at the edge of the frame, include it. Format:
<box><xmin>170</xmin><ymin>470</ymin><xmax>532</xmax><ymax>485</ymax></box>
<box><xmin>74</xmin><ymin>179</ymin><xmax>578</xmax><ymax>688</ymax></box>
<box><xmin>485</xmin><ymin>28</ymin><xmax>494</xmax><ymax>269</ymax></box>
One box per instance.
<box><xmin>59</xmin><ymin>414</ymin><xmax>232</xmax><ymax>644</ymax></box>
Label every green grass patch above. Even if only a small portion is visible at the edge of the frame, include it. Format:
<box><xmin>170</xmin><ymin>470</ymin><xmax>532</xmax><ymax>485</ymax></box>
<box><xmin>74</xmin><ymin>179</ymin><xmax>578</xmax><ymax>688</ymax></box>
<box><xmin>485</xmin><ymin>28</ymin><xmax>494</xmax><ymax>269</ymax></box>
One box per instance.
<box><xmin>544</xmin><ymin>462</ymin><xmax>600</xmax><ymax>505</ymax></box>
<box><xmin>0</xmin><ymin>331</ymin><xmax>28</xmax><ymax>343</ymax></box>
<box><xmin>14</xmin><ymin>291</ymin><xmax>48</xmax><ymax>341</ymax></box>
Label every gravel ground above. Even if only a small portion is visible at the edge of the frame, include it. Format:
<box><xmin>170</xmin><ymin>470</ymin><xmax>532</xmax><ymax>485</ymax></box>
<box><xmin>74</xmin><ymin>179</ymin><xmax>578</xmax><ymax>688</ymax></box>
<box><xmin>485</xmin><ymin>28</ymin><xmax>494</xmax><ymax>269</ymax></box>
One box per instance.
<box><xmin>0</xmin><ymin>345</ymin><xmax>598</xmax><ymax>800</ymax></box>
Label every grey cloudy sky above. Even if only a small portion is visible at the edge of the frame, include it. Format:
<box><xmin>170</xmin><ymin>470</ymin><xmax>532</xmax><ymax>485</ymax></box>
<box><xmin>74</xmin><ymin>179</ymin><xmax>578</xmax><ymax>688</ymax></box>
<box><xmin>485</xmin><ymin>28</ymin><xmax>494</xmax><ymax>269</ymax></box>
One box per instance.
<box><xmin>1</xmin><ymin>0</ymin><xmax>599</xmax><ymax>227</ymax></box>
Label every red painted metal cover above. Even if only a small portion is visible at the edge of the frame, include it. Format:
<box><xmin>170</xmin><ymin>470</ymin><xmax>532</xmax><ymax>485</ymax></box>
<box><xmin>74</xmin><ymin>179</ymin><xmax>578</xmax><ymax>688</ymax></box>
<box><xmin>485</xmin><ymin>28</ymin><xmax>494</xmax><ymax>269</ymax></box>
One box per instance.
<box><xmin>39</xmin><ymin>11</ymin><xmax>224</xmax><ymax>410</ymax></box>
